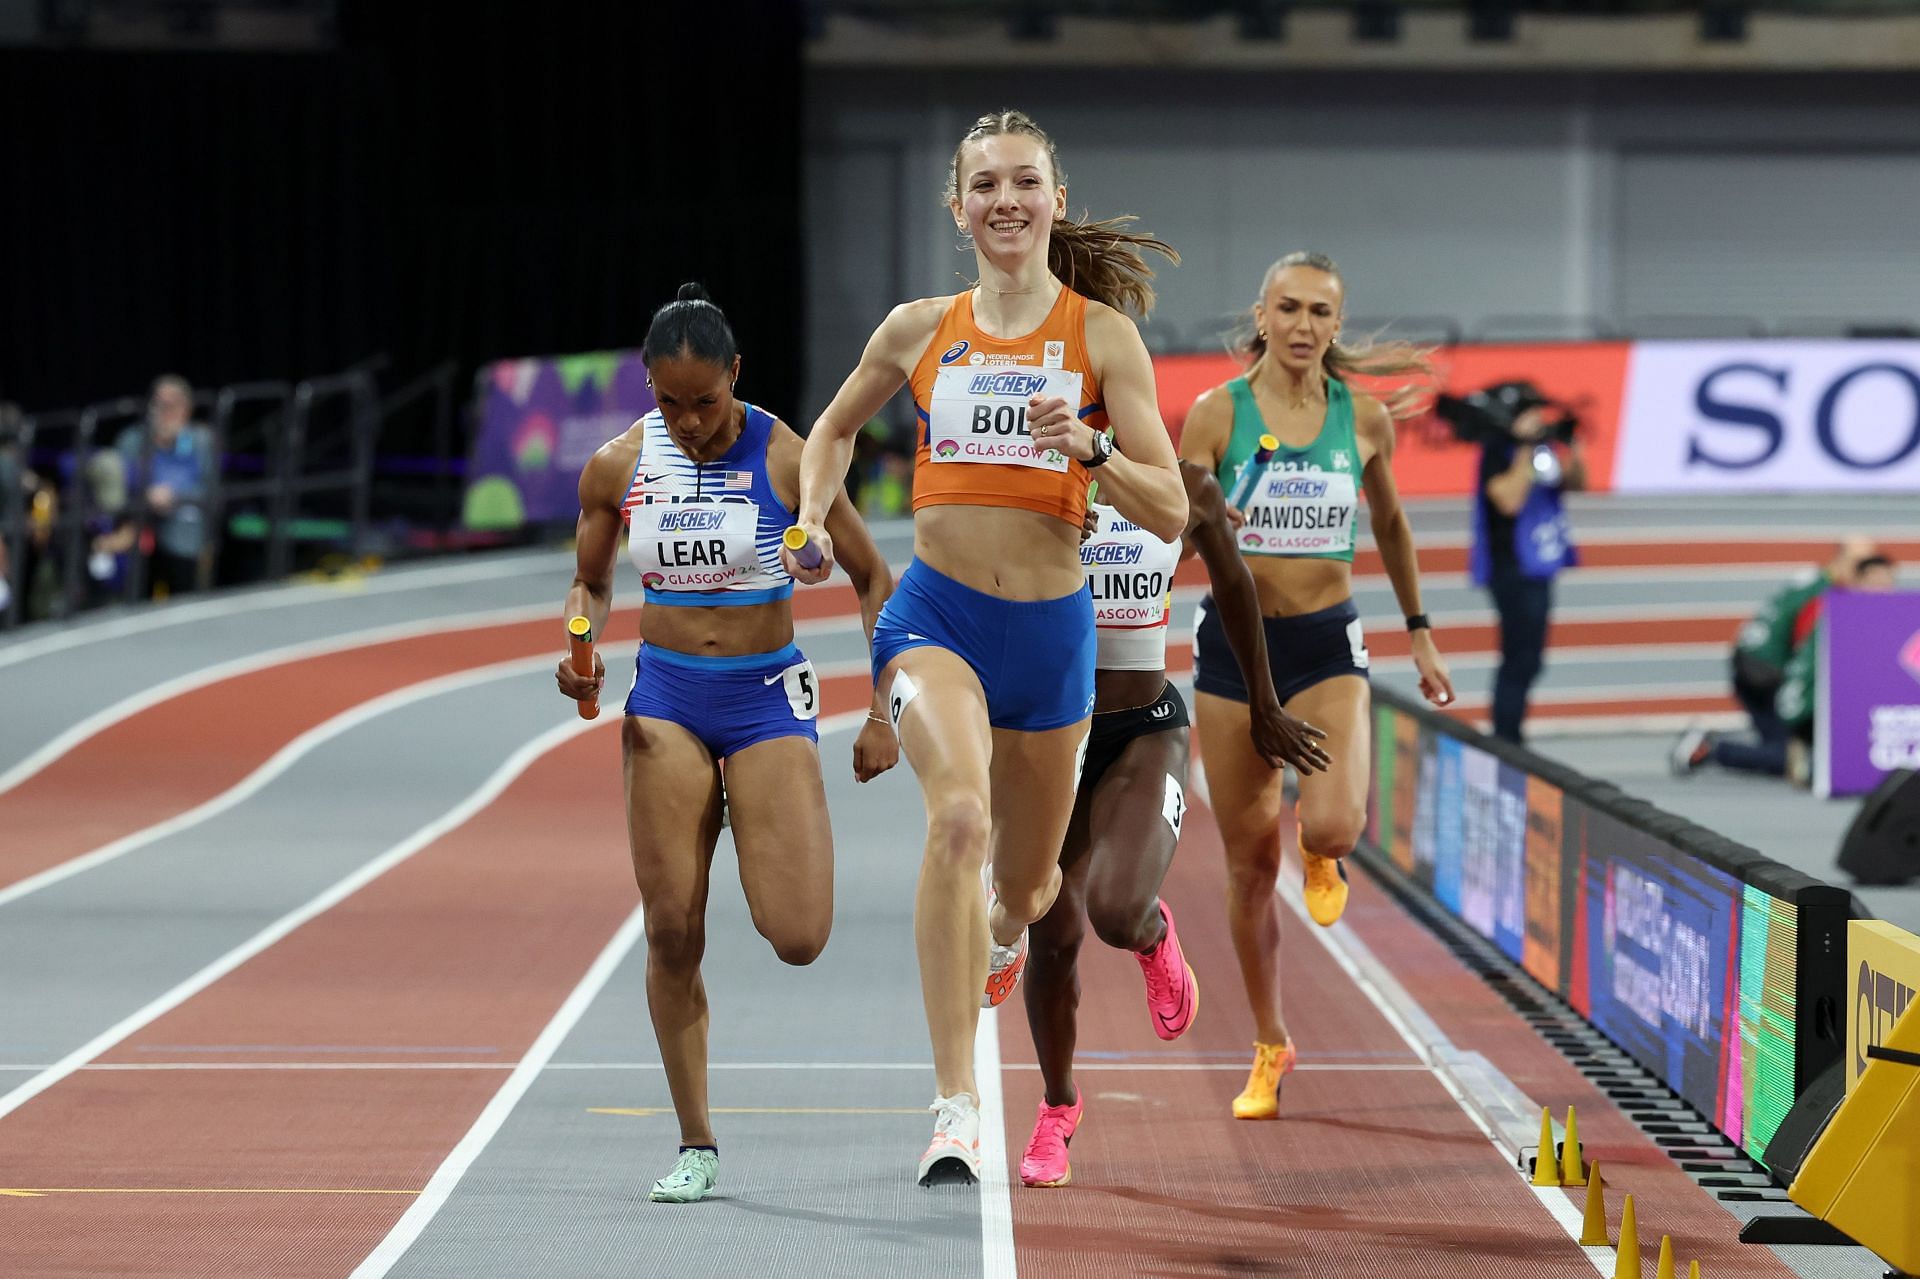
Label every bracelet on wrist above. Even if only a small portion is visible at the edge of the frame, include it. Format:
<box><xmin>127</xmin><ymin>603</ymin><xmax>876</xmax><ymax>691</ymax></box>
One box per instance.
<box><xmin>1405</xmin><ymin>614</ymin><xmax>1431</xmax><ymax>633</ymax></box>
<box><xmin>866</xmin><ymin>711</ymin><xmax>892</xmax><ymax>726</ymax></box>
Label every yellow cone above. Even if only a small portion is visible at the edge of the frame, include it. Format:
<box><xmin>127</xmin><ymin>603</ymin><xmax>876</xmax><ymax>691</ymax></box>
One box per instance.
<box><xmin>1579</xmin><ymin>1161</ymin><xmax>1609</xmax><ymax>1246</ymax></box>
<box><xmin>1562</xmin><ymin>1105</ymin><xmax>1586</xmax><ymax>1185</ymax></box>
<box><xmin>1655</xmin><ymin>1235</ymin><xmax>1675</xmax><ymax>1279</ymax></box>
<box><xmin>1614</xmin><ymin>1194</ymin><xmax>1640</xmax><ymax>1279</ymax></box>
<box><xmin>1533</xmin><ymin>1106</ymin><xmax>1561</xmax><ymax>1186</ymax></box>
<box><xmin>1687</xmin><ymin>1263</ymin><xmax>1700</xmax><ymax>1279</ymax></box>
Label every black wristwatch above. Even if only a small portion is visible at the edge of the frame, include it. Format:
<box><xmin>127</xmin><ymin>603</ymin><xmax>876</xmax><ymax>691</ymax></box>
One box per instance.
<box><xmin>1083</xmin><ymin>431</ymin><xmax>1114</xmax><ymax>469</ymax></box>
<box><xmin>1405</xmin><ymin>613</ymin><xmax>1431</xmax><ymax>633</ymax></box>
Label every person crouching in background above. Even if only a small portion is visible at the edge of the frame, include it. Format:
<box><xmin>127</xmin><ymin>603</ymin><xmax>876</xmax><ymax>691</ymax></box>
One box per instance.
<box><xmin>1677</xmin><ymin>546</ymin><xmax>1894</xmax><ymax>783</ymax></box>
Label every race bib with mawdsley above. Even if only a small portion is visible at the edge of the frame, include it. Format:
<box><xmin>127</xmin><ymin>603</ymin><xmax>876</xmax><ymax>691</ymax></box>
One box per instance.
<box><xmin>630</xmin><ymin>499</ymin><xmax>760</xmax><ymax>590</ymax></box>
<box><xmin>1236</xmin><ymin>465</ymin><xmax>1357</xmax><ymax>557</ymax></box>
<box><xmin>927</xmin><ymin>366</ymin><xmax>1084</xmax><ymax>472</ymax></box>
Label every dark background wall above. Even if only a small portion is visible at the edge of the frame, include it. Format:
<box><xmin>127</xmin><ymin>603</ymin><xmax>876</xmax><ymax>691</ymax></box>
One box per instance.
<box><xmin>0</xmin><ymin>2</ymin><xmax>805</xmax><ymax>418</ymax></box>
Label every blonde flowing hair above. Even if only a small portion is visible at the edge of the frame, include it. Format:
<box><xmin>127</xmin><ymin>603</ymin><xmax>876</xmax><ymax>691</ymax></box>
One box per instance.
<box><xmin>1239</xmin><ymin>251</ymin><xmax>1436</xmax><ymax>419</ymax></box>
<box><xmin>945</xmin><ymin>109</ymin><xmax>1178</xmax><ymax>321</ymax></box>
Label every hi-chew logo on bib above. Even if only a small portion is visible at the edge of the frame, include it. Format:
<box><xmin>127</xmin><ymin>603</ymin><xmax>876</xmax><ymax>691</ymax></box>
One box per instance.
<box><xmin>634</xmin><ymin>499</ymin><xmax>759</xmax><ymax>588</ymax></box>
<box><xmin>656</xmin><ymin>508</ymin><xmax>728</xmax><ymax>533</ymax></box>
<box><xmin>968</xmin><ymin>371</ymin><xmax>1049</xmax><ymax>398</ymax></box>
<box><xmin>927</xmin><ymin>366</ymin><xmax>1083</xmax><ymax>472</ymax></box>
<box><xmin>1267</xmin><ymin>476</ymin><xmax>1329</xmax><ymax>500</ymax></box>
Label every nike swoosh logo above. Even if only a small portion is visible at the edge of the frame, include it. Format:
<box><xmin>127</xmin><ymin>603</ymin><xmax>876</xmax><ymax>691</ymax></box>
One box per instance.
<box><xmin>763</xmin><ymin>673</ymin><xmax>783</xmax><ymax>685</ymax></box>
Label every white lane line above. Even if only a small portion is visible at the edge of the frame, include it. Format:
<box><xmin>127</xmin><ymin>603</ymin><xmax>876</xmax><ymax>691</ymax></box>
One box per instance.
<box><xmin>1274</xmin><ymin>881</ymin><xmax>1608</xmax><ymax>1273</ymax></box>
<box><xmin>0</xmin><ymin>1060</ymin><xmax>1434</xmax><ymax>1074</ymax></box>
<box><xmin>348</xmin><ymin>906</ymin><xmax>649</xmax><ymax>1279</ymax></box>
<box><xmin>0</xmin><ymin>714</ymin><xmax>610</xmax><ymax>1127</ymax></box>
<box><xmin>1369</xmin><ymin>642</ymin><xmax>1727</xmax><ymax>670</ymax></box>
<box><xmin>0</xmin><ymin>553</ymin><xmax>569</xmax><ymax>672</ymax></box>
<box><xmin>0</xmin><ymin>602</ymin><xmax>555</xmax><ymax>796</ymax></box>
<box><xmin>346</xmin><ymin>709</ymin><xmax>872</xmax><ymax>1277</ymax></box>
<box><xmin>1186</xmin><ymin>763</ymin><xmax>1611</xmax><ymax>1276</ymax></box>
<box><xmin>0</xmin><ymin>655</ymin><xmax>554</xmax><ymax>911</ymax></box>
<box><xmin>1367</xmin><ymin>526</ymin><xmax>1920</xmax><ymax>549</ymax></box>
<box><xmin>976</xmin><ymin>1011</ymin><xmax>1017</xmax><ymax>1279</ymax></box>
<box><xmin>1503</xmin><ymin>711</ymin><xmax>1745</xmax><ymax>739</ymax></box>
<box><xmin>1</xmin><ymin>647</ymin><xmax>874</xmax><ymax>913</ymax></box>
<box><xmin>0</xmin><ymin>608</ymin><xmax>866</xmax><ymax>798</ymax></box>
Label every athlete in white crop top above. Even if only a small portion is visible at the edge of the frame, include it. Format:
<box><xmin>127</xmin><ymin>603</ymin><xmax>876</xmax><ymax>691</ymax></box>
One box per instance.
<box><xmin>1014</xmin><ymin>461</ymin><xmax>1330</xmax><ymax>1189</ymax></box>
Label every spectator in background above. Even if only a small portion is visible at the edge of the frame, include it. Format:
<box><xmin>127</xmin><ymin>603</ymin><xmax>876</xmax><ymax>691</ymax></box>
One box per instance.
<box><xmin>1676</xmin><ymin>546</ymin><xmax>1893</xmax><ymax>782</ymax></box>
<box><xmin>82</xmin><ymin>450</ymin><xmax>136</xmax><ymax>605</ymax></box>
<box><xmin>0</xmin><ymin>406</ymin><xmax>21</xmax><ymax>617</ymax></box>
<box><xmin>115</xmin><ymin>374</ymin><xmax>216</xmax><ymax>597</ymax></box>
<box><xmin>1473</xmin><ymin>398</ymin><xmax>1586</xmax><ymax>744</ymax></box>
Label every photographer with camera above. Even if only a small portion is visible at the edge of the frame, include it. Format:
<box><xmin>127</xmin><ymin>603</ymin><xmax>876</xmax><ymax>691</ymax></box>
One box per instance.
<box><xmin>1447</xmin><ymin>382</ymin><xmax>1585</xmax><ymax>744</ymax></box>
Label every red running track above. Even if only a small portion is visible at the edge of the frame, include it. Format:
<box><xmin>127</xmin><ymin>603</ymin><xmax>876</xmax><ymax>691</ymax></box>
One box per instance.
<box><xmin>998</xmin><ymin>783</ymin><xmax>1803</xmax><ymax>1277</ymax></box>
<box><xmin>0</xmin><ymin>583</ymin><xmax>867</xmax><ymax>895</ymax></box>
<box><xmin>0</xmin><ymin>673</ymin><xmax>874</xmax><ymax>1277</ymax></box>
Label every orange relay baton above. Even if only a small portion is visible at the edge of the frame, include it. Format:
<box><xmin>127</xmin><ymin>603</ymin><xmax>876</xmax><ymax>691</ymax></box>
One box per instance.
<box><xmin>567</xmin><ymin>615</ymin><xmax>599</xmax><ymax>720</ymax></box>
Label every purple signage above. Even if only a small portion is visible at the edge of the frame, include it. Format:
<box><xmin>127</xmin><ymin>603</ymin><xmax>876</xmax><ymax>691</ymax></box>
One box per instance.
<box><xmin>463</xmin><ymin>350</ymin><xmax>655</xmax><ymax>530</ymax></box>
<box><xmin>1818</xmin><ymin>590</ymin><xmax>1920</xmax><ymax>797</ymax></box>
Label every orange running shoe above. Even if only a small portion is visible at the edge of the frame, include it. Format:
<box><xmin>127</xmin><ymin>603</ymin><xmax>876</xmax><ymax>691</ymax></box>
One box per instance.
<box><xmin>981</xmin><ymin>869</ymin><xmax>1029</xmax><ymax>1008</ymax></box>
<box><xmin>984</xmin><ymin>928</ymin><xmax>1029</xmax><ymax>1008</ymax></box>
<box><xmin>1231</xmin><ymin>1040</ymin><xmax>1297</xmax><ymax>1120</ymax></box>
<box><xmin>1303</xmin><ymin>851</ymin><xmax>1349</xmax><ymax>927</ymax></box>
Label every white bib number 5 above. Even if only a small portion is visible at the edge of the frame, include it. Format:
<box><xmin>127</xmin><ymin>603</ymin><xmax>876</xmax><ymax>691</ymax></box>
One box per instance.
<box><xmin>777</xmin><ymin>660</ymin><xmax>820</xmax><ymax>721</ymax></box>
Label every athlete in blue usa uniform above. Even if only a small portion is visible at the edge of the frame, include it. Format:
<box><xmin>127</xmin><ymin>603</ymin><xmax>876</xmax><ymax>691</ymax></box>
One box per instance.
<box><xmin>556</xmin><ymin>284</ymin><xmax>897</xmax><ymax>1206</ymax></box>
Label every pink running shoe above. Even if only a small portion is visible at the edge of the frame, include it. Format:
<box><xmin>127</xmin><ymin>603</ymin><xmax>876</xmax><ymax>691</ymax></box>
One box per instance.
<box><xmin>1018</xmin><ymin>1092</ymin><xmax>1084</xmax><ymax>1188</ymax></box>
<box><xmin>1135</xmin><ymin>900</ymin><xmax>1199</xmax><ymax>1041</ymax></box>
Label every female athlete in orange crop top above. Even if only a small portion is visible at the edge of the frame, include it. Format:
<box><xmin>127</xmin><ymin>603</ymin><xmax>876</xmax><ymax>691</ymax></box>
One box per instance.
<box><xmin>786</xmin><ymin>109</ymin><xmax>1187</xmax><ymax>1187</ymax></box>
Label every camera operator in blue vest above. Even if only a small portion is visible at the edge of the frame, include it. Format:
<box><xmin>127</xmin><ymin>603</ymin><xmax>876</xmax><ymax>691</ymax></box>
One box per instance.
<box><xmin>1440</xmin><ymin>382</ymin><xmax>1585</xmax><ymax>745</ymax></box>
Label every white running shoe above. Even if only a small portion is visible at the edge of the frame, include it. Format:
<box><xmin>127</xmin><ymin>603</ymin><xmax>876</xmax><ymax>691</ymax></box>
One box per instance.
<box><xmin>648</xmin><ymin>1147</ymin><xmax>719</xmax><ymax>1203</ymax></box>
<box><xmin>916</xmin><ymin>1093</ymin><xmax>982</xmax><ymax>1186</ymax></box>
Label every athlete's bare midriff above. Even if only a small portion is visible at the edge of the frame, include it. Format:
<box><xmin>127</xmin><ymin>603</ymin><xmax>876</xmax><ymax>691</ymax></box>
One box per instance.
<box><xmin>1093</xmin><ymin>667</ymin><xmax>1168</xmax><ymax>714</ymax></box>
<box><xmin>914</xmin><ymin>504</ymin><xmax>1085</xmax><ymax>601</ymax></box>
<box><xmin>1245</xmin><ymin>556</ymin><xmax>1353</xmax><ymax>618</ymax></box>
<box><xmin>640</xmin><ymin>598</ymin><xmax>794</xmax><ymax>659</ymax></box>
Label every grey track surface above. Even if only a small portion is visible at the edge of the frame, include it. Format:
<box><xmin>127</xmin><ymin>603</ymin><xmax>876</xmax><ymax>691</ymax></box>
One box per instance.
<box><xmin>0</xmin><ymin>665</ymin><xmax>566</xmax><ymax>1064</ymax></box>
<box><xmin>1</xmin><ymin>497</ymin><xmax>1908</xmax><ymax>1277</ymax></box>
<box><xmin>387</xmin><ymin>724</ymin><xmax>978</xmax><ymax>1278</ymax></box>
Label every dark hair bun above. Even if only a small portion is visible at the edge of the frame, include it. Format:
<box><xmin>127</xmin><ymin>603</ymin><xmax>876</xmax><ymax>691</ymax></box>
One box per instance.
<box><xmin>676</xmin><ymin>282</ymin><xmax>712</xmax><ymax>304</ymax></box>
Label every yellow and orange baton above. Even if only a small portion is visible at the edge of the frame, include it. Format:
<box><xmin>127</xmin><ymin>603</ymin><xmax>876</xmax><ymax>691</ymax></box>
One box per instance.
<box><xmin>567</xmin><ymin>615</ymin><xmax>599</xmax><ymax>720</ymax></box>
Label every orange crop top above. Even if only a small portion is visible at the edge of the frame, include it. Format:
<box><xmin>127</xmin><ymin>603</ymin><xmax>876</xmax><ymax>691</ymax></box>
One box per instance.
<box><xmin>908</xmin><ymin>285</ymin><xmax>1108</xmax><ymax>528</ymax></box>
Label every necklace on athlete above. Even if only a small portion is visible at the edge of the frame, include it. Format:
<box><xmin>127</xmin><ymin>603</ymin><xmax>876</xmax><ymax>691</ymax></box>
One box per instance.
<box><xmin>1258</xmin><ymin>362</ymin><xmax>1323</xmax><ymax>411</ymax></box>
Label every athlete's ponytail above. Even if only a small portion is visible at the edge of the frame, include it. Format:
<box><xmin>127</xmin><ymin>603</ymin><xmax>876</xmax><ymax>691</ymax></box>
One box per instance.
<box><xmin>946</xmin><ymin>110</ymin><xmax>1178</xmax><ymax>321</ymax></box>
<box><xmin>644</xmin><ymin>282</ymin><xmax>738</xmax><ymax>366</ymax></box>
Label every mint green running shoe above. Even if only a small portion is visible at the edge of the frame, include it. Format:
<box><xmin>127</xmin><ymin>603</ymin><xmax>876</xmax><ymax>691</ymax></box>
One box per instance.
<box><xmin>649</xmin><ymin>1148</ymin><xmax>718</xmax><ymax>1203</ymax></box>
